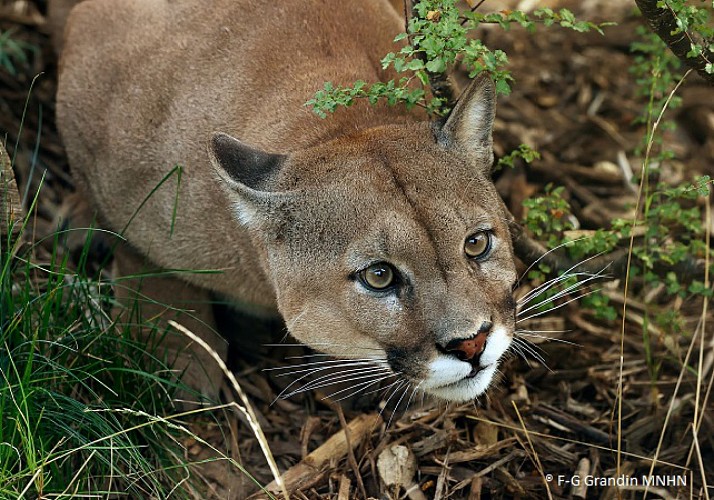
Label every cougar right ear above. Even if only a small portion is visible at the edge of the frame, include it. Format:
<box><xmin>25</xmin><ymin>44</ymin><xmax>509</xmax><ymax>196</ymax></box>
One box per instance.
<box><xmin>436</xmin><ymin>74</ymin><xmax>496</xmax><ymax>167</ymax></box>
<box><xmin>209</xmin><ymin>132</ymin><xmax>290</xmax><ymax>227</ymax></box>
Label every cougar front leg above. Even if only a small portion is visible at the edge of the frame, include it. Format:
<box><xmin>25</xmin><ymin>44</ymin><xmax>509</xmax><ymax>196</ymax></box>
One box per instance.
<box><xmin>112</xmin><ymin>244</ymin><xmax>227</xmax><ymax>405</ymax></box>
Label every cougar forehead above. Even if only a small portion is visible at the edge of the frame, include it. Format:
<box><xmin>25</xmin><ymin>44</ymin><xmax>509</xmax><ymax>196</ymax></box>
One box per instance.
<box><xmin>258</xmin><ymin>127</ymin><xmax>517</xmax><ymax>402</ymax></box>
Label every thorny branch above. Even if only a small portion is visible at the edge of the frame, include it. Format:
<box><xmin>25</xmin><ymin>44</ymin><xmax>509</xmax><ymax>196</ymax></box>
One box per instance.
<box><xmin>635</xmin><ymin>0</ymin><xmax>714</xmax><ymax>85</ymax></box>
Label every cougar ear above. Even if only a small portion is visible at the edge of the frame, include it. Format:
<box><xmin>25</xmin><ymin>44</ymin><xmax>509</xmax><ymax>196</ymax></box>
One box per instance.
<box><xmin>210</xmin><ymin>132</ymin><xmax>287</xmax><ymax>190</ymax></box>
<box><xmin>437</xmin><ymin>74</ymin><xmax>496</xmax><ymax>166</ymax></box>
<box><xmin>209</xmin><ymin>132</ymin><xmax>289</xmax><ymax>227</ymax></box>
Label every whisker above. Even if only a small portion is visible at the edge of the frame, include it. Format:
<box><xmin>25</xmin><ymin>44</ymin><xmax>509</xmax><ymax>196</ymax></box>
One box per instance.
<box><xmin>364</xmin><ymin>377</ymin><xmax>402</xmax><ymax>398</ymax></box>
<box><xmin>282</xmin><ymin>373</ymin><xmax>385</xmax><ymax>400</ymax></box>
<box><xmin>511</xmin><ymin>338</ymin><xmax>550</xmax><ymax>369</ymax></box>
<box><xmin>280</xmin><ymin>366</ymin><xmax>392</xmax><ymax>399</ymax></box>
<box><xmin>387</xmin><ymin>383</ymin><xmax>412</xmax><ymax>428</ymax></box>
<box><xmin>274</xmin><ymin>368</ymin><xmax>324</xmax><ymax>403</ymax></box>
<box><xmin>272</xmin><ymin>364</ymin><xmax>390</xmax><ymax>381</ymax></box>
<box><xmin>517</xmin><ymin>288</ymin><xmax>600</xmax><ymax>323</ymax></box>
<box><xmin>509</xmin><ymin>341</ymin><xmax>532</xmax><ymax>364</ymax></box>
<box><xmin>515</xmin><ymin>330</ymin><xmax>580</xmax><ymax>347</ymax></box>
<box><xmin>264</xmin><ymin>343</ymin><xmax>384</xmax><ymax>351</ymax></box>
<box><xmin>519</xmin><ymin>267</ymin><xmax>609</xmax><ymax>312</ymax></box>
<box><xmin>273</xmin><ymin>360</ymin><xmax>385</xmax><ymax>402</ymax></box>
<box><xmin>327</xmin><ymin>373</ymin><xmax>398</xmax><ymax>402</ymax></box>
<box><xmin>515</xmin><ymin>237</ymin><xmax>600</xmax><ymax>288</ymax></box>
<box><xmin>404</xmin><ymin>382</ymin><xmax>422</xmax><ymax>414</ymax></box>
<box><xmin>517</xmin><ymin>269</ymin><xmax>601</xmax><ymax>307</ymax></box>
<box><xmin>286</xmin><ymin>307</ymin><xmax>309</xmax><ymax>331</ymax></box>
<box><xmin>380</xmin><ymin>380</ymin><xmax>407</xmax><ymax>419</ymax></box>
<box><xmin>516</xmin><ymin>328</ymin><xmax>570</xmax><ymax>335</ymax></box>
<box><xmin>265</xmin><ymin>358</ymin><xmax>387</xmax><ymax>374</ymax></box>
<box><xmin>517</xmin><ymin>264</ymin><xmax>609</xmax><ymax>311</ymax></box>
<box><xmin>517</xmin><ymin>252</ymin><xmax>611</xmax><ymax>307</ymax></box>
<box><xmin>289</xmin><ymin>365</ymin><xmax>390</xmax><ymax>391</ymax></box>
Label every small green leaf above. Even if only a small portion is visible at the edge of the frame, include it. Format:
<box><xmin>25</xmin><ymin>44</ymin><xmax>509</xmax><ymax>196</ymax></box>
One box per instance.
<box><xmin>425</xmin><ymin>57</ymin><xmax>447</xmax><ymax>73</ymax></box>
<box><xmin>407</xmin><ymin>59</ymin><xmax>426</xmax><ymax>71</ymax></box>
<box><xmin>494</xmin><ymin>78</ymin><xmax>511</xmax><ymax>95</ymax></box>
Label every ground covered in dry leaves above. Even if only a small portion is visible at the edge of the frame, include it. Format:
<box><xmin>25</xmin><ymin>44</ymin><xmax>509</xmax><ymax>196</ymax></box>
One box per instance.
<box><xmin>1</xmin><ymin>0</ymin><xmax>713</xmax><ymax>498</ymax></box>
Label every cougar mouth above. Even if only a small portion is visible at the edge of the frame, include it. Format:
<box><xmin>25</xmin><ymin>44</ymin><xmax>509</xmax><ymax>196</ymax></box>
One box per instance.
<box><xmin>422</xmin><ymin>362</ymin><xmax>499</xmax><ymax>402</ymax></box>
<box><xmin>466</xmin><ymin>365</ymin><xmax>484</xmax><ymax>378</ymax></box>
<box><xmin>418</xmin><ymin>324</ymin><xmax>512</xmax><ymax>401</ymax></box>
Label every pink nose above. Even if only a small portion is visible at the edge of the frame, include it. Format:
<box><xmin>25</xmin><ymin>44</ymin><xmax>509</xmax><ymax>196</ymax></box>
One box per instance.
<box><xmin>447</xmin><ymin>331</ymin><xmax>487</xmax><ymax>361</ymax></box>
<box><xmin>444</xmin><ymin>321</ymin><xmax>493</xmax><ymax>361</ymax></box>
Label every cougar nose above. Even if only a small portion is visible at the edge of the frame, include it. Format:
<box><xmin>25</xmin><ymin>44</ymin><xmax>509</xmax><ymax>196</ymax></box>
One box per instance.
<box><xmin>444</xmin><ymin>320</ymin><xmax>493</xmax><ymax>361</ymax></box>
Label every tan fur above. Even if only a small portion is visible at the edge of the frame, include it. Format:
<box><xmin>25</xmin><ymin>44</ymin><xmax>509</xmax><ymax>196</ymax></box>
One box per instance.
<box><xmin>56</xmin><ymin>0</ymin><xmax>517</xmax><ymax>402</ymax></box>
<box><xmin>47</xmin><ymin>0</ymin><xmax>81</xmax><ymax>54</ymax></box>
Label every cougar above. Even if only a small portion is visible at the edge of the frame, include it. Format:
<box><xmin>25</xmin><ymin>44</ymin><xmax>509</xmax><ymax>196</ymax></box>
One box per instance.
<box><xmin>56</xmin><ymin>0</ymin><xmax>517</xmax><ymax>404</ymax></box>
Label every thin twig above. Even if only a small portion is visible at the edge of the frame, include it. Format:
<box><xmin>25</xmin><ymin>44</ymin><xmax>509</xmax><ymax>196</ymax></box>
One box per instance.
<box><xmin>336</xmin><ymin>404</ymin><xmax>367</xmax><ymax>499</ymax></box>
<box><xmin>512</xmin><ymin>402</ymin><xmax>553</xmax><ymax>500</ymax></box>
<box><xmin>169</xmin><ymin>320</ymin><xmax>289</xmax><ymax>500</ymax></box>
<box><xmin>617</xmin><ymin>68</ymin><xmax>693</xmax><ymax>483</ymax></box>
<box><xmin>460</xmin><ymin>0</ymin><xmax>487</xmax><ymax>26</ymax></box>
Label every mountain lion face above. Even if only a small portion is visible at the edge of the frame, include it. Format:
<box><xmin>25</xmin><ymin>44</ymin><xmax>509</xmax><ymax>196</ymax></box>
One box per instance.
<box><xmin>211</xmin><ymin>79</ymin><xmax>517</xmax><ymax>402</ymax></box>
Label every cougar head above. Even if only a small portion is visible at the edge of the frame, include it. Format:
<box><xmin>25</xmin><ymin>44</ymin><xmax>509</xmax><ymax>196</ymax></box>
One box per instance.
<box><xmin>210</xmin><ymin>76</ymin><xmax>517</xmax><ymax>402</ymax></box>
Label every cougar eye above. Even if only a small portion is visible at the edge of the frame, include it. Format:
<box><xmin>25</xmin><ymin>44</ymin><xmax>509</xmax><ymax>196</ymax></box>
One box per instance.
<box><xmin>464</xmin><ymin>231</ymin><xmax>492</xmax><ymax>259</ymax></box>
<box><xmin>359</xmin><ymin>263</ymin><xmax>396</xmax><ymax>291</ymax></box>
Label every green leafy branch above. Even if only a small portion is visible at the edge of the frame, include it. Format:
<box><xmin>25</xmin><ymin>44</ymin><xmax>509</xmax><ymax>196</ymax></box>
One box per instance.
<box><xmin>306</xmin><ymin>0</ymin><xmax>609</xmax><ymax>118</ymax></box>
<box><xmin>306</xmin><ymin>79</ymin><xmax>428</xmax><ymax>118</ymax></box>
<box><xmin>523</xmin><ymin>176</ymin><xmax>713</xmax><ymax>321</ymax></box>
<box><xmin>464</xmin><ymin>7</ymin><xmax>609</xmax><ymax>34</ymax></box>
<box><xmin>496</xmin><ymin>144</ymin><xmax>541</xmax><ymax>170</ymax></box>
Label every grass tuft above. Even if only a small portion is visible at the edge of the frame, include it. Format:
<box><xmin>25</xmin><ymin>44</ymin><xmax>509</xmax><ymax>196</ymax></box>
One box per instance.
<box><xmin>0</xmin><ymin>183</ymin><xmax>206</xmax><ymax>497</ymax></box>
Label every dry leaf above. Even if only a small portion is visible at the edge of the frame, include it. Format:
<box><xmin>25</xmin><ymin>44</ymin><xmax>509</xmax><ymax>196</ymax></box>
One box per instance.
<box><xmin>473</xmin><ymin>421</ymin><xmax>499</xmax><ymax>446</ymax></box>
<box><xmin>426</xmin><ymin>10</ymin><xmax>441</xmax><ymax>22</ymax></box>
<box><xmin>377</xmin><ymin>444</ymin><xmax>416</xmax><ymax>489</ymax></box>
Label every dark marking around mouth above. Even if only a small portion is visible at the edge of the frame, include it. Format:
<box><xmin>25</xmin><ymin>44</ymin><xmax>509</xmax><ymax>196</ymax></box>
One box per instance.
<box><xmin>386</xmin><ymin>347</ymin><xmax>409</xmax><ymax>374</ymax></box>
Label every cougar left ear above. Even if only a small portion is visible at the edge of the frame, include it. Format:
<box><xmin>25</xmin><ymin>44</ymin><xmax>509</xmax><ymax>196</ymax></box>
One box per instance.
<box><xmin>209</xmin><ymin>132</ymin><xmax>287</xmax><ymax>191</ymax></box>
<box><xmin>209</xmin><ymin>132</ymin><xmax>290</xmax><ymax>227</ymax></box>
<box><xmin>437</xmin><ymin>74</ymin><xmax>496</xmax><ymax>165</ymax></box>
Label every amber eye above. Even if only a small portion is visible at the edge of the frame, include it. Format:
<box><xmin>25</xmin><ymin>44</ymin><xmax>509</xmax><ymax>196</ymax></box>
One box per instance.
<box><xmin>359</xmin><ymin>263</ymin><xmax>396</xmax><ymax>291</ymax></box>
<box><xmin>464</xmin><ymin>231</ymin><xmax>492</xmax><ymax>259</ymax></box>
